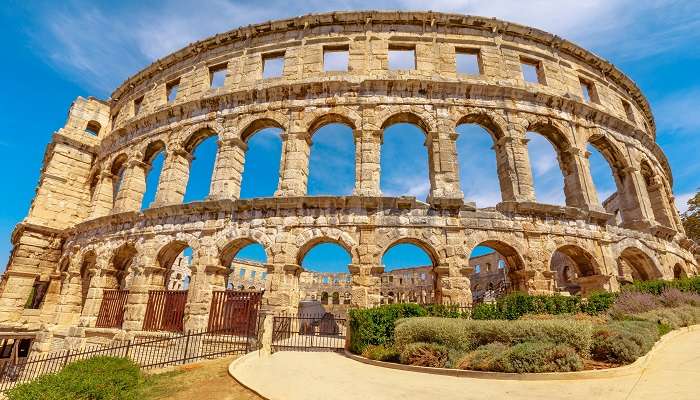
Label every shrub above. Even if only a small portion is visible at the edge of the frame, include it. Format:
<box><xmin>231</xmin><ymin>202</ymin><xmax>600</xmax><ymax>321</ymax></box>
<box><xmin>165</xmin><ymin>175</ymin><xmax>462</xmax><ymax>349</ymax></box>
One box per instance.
<box><xmin>348</xmin><ymin>303</ymin><xmax>427</xmax><ymax>354</ymax></box>
<box><xmin>632</xmin><ymin>305</ymin><xmax>700</xmax><ymax>329</ymax></box>
<box><xmin>361</xmin><ymin>344</ymin><xmax>400</xmax><ymax>362</ymax></box>
<box><xmin>394</xmin><ymin>317</ymin><xmax>592</xmax><ymax>356</ymax></box>
<box><xmin>458</xmin><ymin>342</ymin><xmax>582</xmax><ymax>373</ymax></box>
<box><xmin>470</xmin><ymin>303</ymin><xmax>501</xmax><ymax>320</ymax></box>
<box><xmin>581</xmin><ymin>292</ymin><xmax>617</xmax><ymax>315</ymax></box>
<box><xmin>6</xmin><ymin>356</ymin><xmax>142</xmax><ymax>400</ymax></box>
<box><xmin>610</xmin><ymin>291</ymin><xmax>659</xmax><ymax>315</ymax></box>
<box><xmin>471</xmin><ymin>292</ymin><xmax>586</xmax><ymax>320</ymax></box>
<box><xmin>657</xmin><ymin>288</ymin><xmax>700</xmax><ymax>308</ymax></box>
<box><xmin>623</xmin><ymin>276</ymin><xmax>700</xmax><ymax>295</ymax></box>
<box><xmin>399</xmin><ymin>342</ymin><xmax>449</xmax><ymax>368</ymax></box>
<box><xmin>590</xmin><ymin>320</ymin><xmax>659</xmax><ymax>364</ymax></box>
<box><xmin>422</xmin><ymin>303</ymin><xmax>469</xmax><ymax>318</ymax></box>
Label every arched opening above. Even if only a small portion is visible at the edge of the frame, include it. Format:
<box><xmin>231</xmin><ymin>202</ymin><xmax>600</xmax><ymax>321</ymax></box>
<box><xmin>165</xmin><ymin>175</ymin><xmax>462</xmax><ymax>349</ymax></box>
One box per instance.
<box><xmin>381</xmin><ymin>118</ymin><xmax>430</xmax><ymax>201</ymax></box>
<box><xmin>469</xmin><ymin>241</ymin><xmax>526</xmax><ymax>299</ymax></box>
<box><xmin>456</xmin><ymin>118</ymin><xmax>503</xmax><ymax>207</ymax></box>
<box><xmin>298</xmin><ymin>241</ymin><xmax>352</xmax><ymax>310</ymax></box>
<box><xmin>307</xmin><ymin>122</ymin><xmax>355</xmax><ymax>195</ymax></box>
<box><xmin>526</xmin><ymin>131</ymin><xmax>566</xmax><ymax>205</ymax></box>
<box><xmin>640</xmin><ymin>160</ymin><xmax>674</xmax><ymax>228</ymax></box>
<box><xmin>673</xmin><ymin>263</ymin><xmax>687</xmax><ymax>279</ymax></box>
<box><xmin>221</xmin><ymin>241</ymin><xmax>268</xmax><ymax>290</ymax></box>
<box><xmin>110</xmin><ymin>154</ymin><xmax>128</xmax><ymax>205</ymax></box>
<box><xmin>108</xmin><ymin>244</ymin><xmax>137</xmax><ymax>290</ymax></box>
<box><xmin>550</xmin><ymin>245</ymin><xmax>602</xmax><ymax>295</ymax></box>
<box><xmin>617</xmin><ymin>247</ymin><xmax>662</xmax><ymax>283</ymax></box>
<box><xmin>156</xmin><ymin>242</ymin><xmax>193</xmax><ymax>290</ymax></box>
<box><xmin>141</xmin><ymin>141</ymin><xmax>166</xmax><ymax>210</ymax></box>
<box><xmin>85</xmin><ymin>120</ymin><xmax>102</xmax><ymax>136</ymax></box>
<box><xmin>184</xmin><ymin>130</ymin><xmax>218</xmax><ymax>202</ymax></box>
<box><xmin>79</xmin><ymin>251</ymin><xmax>96</xmax><ymax>309</ymax></box>
<box><xmin>240</xmin><ymin>126</ymin><xmax>283</xmax><ymax>198</ymax></box>
<box><xmin>382</xmin><ymin>241</ymin><xmax>435</xmax><ymax>304</ymax></box>
<box><xmin>587</xmin><ymin>135</ymin><xmax>629</xmax><ymax>224</ymax></box>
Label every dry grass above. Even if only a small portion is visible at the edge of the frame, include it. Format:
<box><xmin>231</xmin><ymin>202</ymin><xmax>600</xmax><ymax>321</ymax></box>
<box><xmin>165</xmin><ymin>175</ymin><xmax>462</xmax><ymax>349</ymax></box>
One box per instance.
<box><xmin>142</xmin><ymin>356</ymin><xmax>263</xmax><ymax>400</ymax></box>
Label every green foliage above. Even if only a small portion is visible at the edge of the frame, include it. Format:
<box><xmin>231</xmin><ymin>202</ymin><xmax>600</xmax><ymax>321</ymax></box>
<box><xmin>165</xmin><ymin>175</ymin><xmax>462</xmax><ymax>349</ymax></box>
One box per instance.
<box><xmin>422</xmin><ymin>303</ymin><xmax>469</xmax><ymax>318</ymax></box>
<box><xmin>590</xmin><ymin>320</ymin><xmax>659</xmax><ymax>364</ymax></box>
<box><xmin>361</xmin><ymin>344</ymin><xmax>400</xmax><ymax>362</ymax></box>
<box><xmin>471</xmin><ymin>292</ymin><xmax>586</xmax><ymax>320</ymax></box>
<box><xmin>348</xmin><ymin>303</ymin><xmax>427</xmax><ymax>354</ymax></box>
<box><xmin>631</xmin><ymin>305</ymin><xmax>700</xmax><ymax>330</ymax></box>
<box><xmin>623</xmin><ymin>276</ymin><xmax>700</xmax><ymax>295</ymax></box>
<box><xmin>6</xmin><ymin>356</ymin><xmax>143</xmax><ymax>400</ymax></box>
<box><xmin>581</xmin><ymin>292</ymin><xmax>618</xmax><ymax>315</ymax></box>
<box><xmin>399</xmin><ymin>342</ymin><xmax>449</xmax><ymax>368</ymax></box>
<box><xmin>459</xmin><ymin>342</ymin><xmax>582</xmax><ymax>373</ymax></box>
<box><xmin>681</xmin><ymin>189</ymin><xmax>700</xmax><ymax>241</ymax></box>
<box><xmin>394</xmin><ymin>317</ymin><xmax>592</xmax><ymax>356</ymax></box>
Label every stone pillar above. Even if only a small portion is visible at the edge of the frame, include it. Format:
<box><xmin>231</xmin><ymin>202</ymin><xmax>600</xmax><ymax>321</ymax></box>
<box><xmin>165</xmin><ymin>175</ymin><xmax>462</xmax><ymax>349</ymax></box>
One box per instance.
<box><xmin>275</xmin><ymin>132</ymin><xmax>310</xmax><ymax>197</ymax></box>
<box><xmin>496</xmin><ymin>135</ymin><xmax>536</xmax><ymax>202</ymax></box>
<box><xmin>183</xmin><ymin>256</ymin><xmax>227</xmax><ymax>331</ymax></box>
<box><xmin>348</xmin><ymin>264</ymin><xmax>382</xmax><ymax>308</ymax></box>
<box><xmin>209</xmin><ymin>137</ymin><xmax>247</xmax><ymax>200</ymax></box>
<box><xmin>646</xmin><ymin>175</ymin><xmax>675</xmax><ymax>228</ymax></box>
<box><xmin>427</xmin><ymin>130</ymin><xmax>464</xmax><ymax>202</ymax></box>
<box><xmin>562</xmin><ymin>147</ymin><xmax>604</xmax><ymax>211</ymax></box>
<box><xmin>122</xmin><ymin>259</ymin><xmax>156</xmax><ymax>331</ymax></box>
<box><xmin>620</xmin><ymin>167</ymin><xmax>655</xmax><ymax>229</ymax></box>
<box><xmin>262</xmin><ymin>264</ymin><xmax>301</xmax><ymax>315</ymax></box>
<box><xmin>113</xmin><ymin>158</ymin><xmax>149</xmax><ymax>213</ymax></box>
<box><xmin>0</xmin><ymin>271</ymin><xmax>38</xmax><ymax>324</ymax></box>
<box><xmin>79</xmin><ymin>263</ymin><xmax>106</xmax><ymax>327</ymax></box>
<box><xmin>152</xmin><ymin>145</ymin><xmax>192</xmax><ymax>207</ymax></box>
<box><xmin>53</xmin><ymin>261</ymin><xmax>86</xmax><ymax>327</ymax></box>
<box><xmin>89</xmin><ymin>172</ymin><xmax>116</xmax><ymax>219</ymax></box>
<box><xmin>353</xmin><ymin>130</ymin><xmax>382</xmax><ymax>196</ymax></box>
<box><xmin>434</xmin><ymin>264</ymin><xmax>472</xmax><ymax>305</ymax></box>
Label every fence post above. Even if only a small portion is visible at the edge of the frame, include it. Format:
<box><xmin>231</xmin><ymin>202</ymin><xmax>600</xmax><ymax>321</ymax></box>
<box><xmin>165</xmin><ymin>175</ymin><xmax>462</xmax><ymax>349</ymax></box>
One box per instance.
<box><xmin>182</xmin><ymin>330</ymin><xmax>191</xmax><ymax>365</ymax></box>
<box><xmin>62</xmin><ymin>348</ymin><xmax>71</xmax><ymax>368</ymax></box>
<box><xmin>260</xmin><ymin>314</ymin><xmax>274</xmax><ymax>356</ymax></box>
<box><xmin>124</xmin><ymin>339</ymin><xmax>131</xmax><ymax>359</ymax></box>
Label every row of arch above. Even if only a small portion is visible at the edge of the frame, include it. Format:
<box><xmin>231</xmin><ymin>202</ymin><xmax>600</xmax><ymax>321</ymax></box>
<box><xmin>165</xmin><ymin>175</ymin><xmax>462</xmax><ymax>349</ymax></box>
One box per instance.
<box><xmin>93</xmin><ymin>108</ymin><xmax>680</xmax><ymax>233</ymax></box>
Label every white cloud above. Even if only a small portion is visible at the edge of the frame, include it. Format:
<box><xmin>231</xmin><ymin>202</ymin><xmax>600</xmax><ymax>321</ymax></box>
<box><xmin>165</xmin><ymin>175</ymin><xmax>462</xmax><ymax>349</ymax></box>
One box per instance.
<box><xmin>25</xmin><ymin>0</ymin><xmax>700</xmax><ymax>94</ymax></box>
<box><xmin>675</xmin><ymin>192</ymin><xmax>694</xmax><ymax>214</ymax></box>
<box><xmin>653</xmin><ymin>87</ymin><xmax>700</xmax><ymax>135</ymax></box>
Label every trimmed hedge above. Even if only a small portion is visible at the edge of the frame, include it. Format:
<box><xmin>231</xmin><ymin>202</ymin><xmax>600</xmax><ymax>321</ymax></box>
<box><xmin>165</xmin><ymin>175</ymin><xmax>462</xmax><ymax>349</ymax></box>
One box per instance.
<box><xmin>6</xmin><ymin>356</ymin><xmax>142</xmax><ymax>400</ymax></box>
<box><xmin>623</xmin><ymin>276</ymin><xmax>700</xmax><ymax>295</ymax></box>
<box><xmin>471</xmin><ymin>292</ymin><xmax>616</xmax><ymax>320</ymax></box>
<box><xmin>590</xmin><ymin>320</ymin><xmax>659</xmax><ymax>364</ymax></box>
<box><xmin>348</xmin><ymin>303</ymin><xmax>427</xmax><ymax>353</ymax></box>
<box><xmin>393</xmin><ymin>317</ymin><xmax>593</xmax><ymax>355</ymax></box>
<box><xmin>361</xmin><ymin>344</ymin><xmax>400</xmax><ymax>362</ymax></box>
<box><xmin>458</xmin><ymin>342</ymin><xmax>582</xmax><ymax>373</ymax></box>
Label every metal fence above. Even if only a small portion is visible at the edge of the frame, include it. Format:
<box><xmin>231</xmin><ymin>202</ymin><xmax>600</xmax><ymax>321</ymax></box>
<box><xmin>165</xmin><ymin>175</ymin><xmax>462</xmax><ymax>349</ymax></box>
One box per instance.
<box><xmin>0</xmin><ymin>327</ymin><xmax>258</xmax><ymax>391</ymax></box>
<box><xmin>142</xmin><ymin>290</ymin><xmax>188</xmax><ymax>332</ymax></box>
<box><xmin>271</xmin><ymin>314</ymin><xmax>347</xmax><ymax>353</ymax></box>
<box><xmin>208</xmin><ymin>291</ymin><xmax>263</xmax><ymax>335</ymax></box>
<box><xmin>95</xmin><ymin>290</ymin><xmax>129</xmax><ymax>328</ymax></box>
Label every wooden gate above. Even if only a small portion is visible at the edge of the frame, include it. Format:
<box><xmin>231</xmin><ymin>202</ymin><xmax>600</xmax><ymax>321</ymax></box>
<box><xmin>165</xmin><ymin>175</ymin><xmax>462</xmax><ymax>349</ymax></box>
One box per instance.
<box><xmin>208</xmin><ymin>290</ymin><xmax>263</xmax><ymax>335</ymax></box>
<box><xmin>95</xmin><ymin>290</ymin><xmax>129</xmax><ymax>328</ymax></box>
<box><xmin>142</xmin><ymin>290</ymin><xmax>188</xmax><ymax>332</ymax></box>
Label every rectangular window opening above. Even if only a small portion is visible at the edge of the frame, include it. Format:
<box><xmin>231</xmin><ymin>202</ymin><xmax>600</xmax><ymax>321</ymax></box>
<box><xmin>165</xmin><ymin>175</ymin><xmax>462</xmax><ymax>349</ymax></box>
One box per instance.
<box><xmin>323</xmin><ymin>45</ymin><xmax>349</xmax><ymax>72</ymax></box>
<box><xmin>133</xmin><ymin>96</ymin><xmax>144</xmax><ymax>116</ymax></box>
<box><xmin>166</xmin><ymin>79</ymin><xmax>180</xmax><ymax>103</ymax></box>
<box><xmin>521</xmin><ymin>58</ymin><xmax>545</xmax><ymax>84</ymax></box>
<box><xmin>456</xmin><ymin>48</ymin><xmax>482</xmax><ymax>75</ymax></box>
<box><xmin>85</xmin><ymin>121</ymin><xmax>101</xmax><ymax>136</ymax></box>
<box><xmin>209</xmin><ymin>64</ymin><xmax>227</xmax><ymax>88</ymax></box>
<box><xmin>388</xmin><ymin>45</ymin><xmax>416</xmax><ymax>71</ymax></box>
<box><xmin>262</xmin><ymin>52</ymin><xmax>285</xmax><ymax>79</ymax></box>
<box><xmin>24</xmin><ymin>279</ymin><xmax>49</xmax><ymax>309</ymax></box>
<box><xmin>579</xmin><ymin>78</ymin><xmax>598</xmax><ymax>104</ymax></box>
<box><xmin>622</xmin><ymin>99</ymin><xmax>636</xmax><ymax>122</ymax></box>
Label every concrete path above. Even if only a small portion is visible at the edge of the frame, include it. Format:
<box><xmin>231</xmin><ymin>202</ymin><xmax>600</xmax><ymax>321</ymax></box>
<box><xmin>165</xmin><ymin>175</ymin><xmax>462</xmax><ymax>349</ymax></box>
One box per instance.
<box><xmin>231</xmin><ymin>328</ymin><xmax>700</xmax><ymax>400</ymax></box>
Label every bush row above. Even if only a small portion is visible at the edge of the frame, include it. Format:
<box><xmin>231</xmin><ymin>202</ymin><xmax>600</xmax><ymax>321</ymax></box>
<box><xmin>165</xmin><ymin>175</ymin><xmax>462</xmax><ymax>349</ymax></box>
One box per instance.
<box><xmin>471</xmin><ymin>291</ymin><xmax>616</xmax><ymax>320</ymax></box>
<box><xmin>622</xmin><ymin>276</ymin><xmax>700</xmax><ymax>295</ymax></box>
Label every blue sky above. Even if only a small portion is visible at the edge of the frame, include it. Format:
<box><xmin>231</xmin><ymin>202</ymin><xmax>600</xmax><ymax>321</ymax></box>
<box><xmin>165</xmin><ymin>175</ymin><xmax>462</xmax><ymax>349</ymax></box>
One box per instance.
<box><xmin>1</xmin><ymin>0</ymin><xmax>699</xmax><ymax>273</ymax></box>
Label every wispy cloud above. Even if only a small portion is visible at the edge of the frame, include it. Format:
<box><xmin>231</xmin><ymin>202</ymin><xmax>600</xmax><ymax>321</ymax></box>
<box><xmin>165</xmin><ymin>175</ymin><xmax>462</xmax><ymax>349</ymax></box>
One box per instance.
<box><xmin>22</xmin><ymin>0</ymin><xmax>700</xmax><ymax>94</ymax></box>
<box><xmin>675</xmin><ymin>192</ymin><xmax>694</xmax><ymax>214</ymax></box>
<box><xmin>654</xmin><ymin>87</ymin><xmax>700</xmax><ymax>135</ymax></box>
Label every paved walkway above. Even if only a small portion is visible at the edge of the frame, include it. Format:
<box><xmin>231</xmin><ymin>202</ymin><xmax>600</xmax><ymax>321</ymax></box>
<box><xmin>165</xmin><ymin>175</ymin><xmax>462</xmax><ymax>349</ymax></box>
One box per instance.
<box><xmin>231</xmin><ymin>328</ymin><xmax>700</xmax><ymax>400</ymax></box>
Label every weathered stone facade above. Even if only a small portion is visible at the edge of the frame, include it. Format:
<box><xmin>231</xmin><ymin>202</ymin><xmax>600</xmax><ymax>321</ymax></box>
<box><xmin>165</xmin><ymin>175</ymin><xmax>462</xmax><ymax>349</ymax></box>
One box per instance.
<box><xmin>0</xmin><ymin>12</ymin><xmax>695</xmax><ymax>344</ymax></box>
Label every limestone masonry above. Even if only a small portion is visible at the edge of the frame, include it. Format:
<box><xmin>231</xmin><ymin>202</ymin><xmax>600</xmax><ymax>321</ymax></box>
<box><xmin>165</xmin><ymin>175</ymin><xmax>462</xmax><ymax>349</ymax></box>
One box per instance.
<box><xmin>0</xmin><ymin>11</ymin><xmax>696</xmax><ymax>348</ymax></box>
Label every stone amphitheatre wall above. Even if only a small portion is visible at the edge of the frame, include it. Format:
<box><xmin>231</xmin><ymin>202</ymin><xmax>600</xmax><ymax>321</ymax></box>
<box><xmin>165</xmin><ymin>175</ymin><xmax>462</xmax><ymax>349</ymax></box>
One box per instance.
<box><xmin>0</xmin><ymin>11</ymin><xmax>696</xmax><ymax>338</ymax></box>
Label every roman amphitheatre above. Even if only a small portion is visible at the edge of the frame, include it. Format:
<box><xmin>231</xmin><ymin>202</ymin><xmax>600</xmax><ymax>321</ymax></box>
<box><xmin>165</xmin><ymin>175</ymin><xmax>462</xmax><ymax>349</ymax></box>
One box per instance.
<box><xmin>0</xmin><ymin>9</ymin><xmax>698</xmax><ymax>399</ymax></box>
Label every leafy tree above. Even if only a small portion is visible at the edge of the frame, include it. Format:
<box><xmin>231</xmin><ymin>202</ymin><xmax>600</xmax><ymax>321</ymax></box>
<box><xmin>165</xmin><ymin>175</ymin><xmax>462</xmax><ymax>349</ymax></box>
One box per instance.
<box><xmin>681</xmin><ymin>190</ymin><xmax>700</xmax><ymax>242</ymax></box>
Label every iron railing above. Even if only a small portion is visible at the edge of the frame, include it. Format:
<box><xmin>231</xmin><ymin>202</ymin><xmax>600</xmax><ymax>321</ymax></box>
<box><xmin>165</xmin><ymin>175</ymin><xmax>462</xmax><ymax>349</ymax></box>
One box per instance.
<box><xmin>271</xmin><ymin>313</ymin><xmax>347</xmax><ymax>353</ymax></box>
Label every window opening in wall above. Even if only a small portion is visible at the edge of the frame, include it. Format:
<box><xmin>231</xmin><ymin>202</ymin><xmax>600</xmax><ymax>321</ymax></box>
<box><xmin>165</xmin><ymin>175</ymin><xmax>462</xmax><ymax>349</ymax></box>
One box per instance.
<box><xmin>166</xmin><ymin>79</ymin><xmax>180</xmax><ymax>103</ymax></box>
<box><xmin>622</xmin><ymin>100</ymin><xmax>636</xmax><ymax>122</ymax></box>
<box><xmin>520</xmin><ymin>58</ymin><xmax>545</xmax><ymax>84</ymax></box>
<box><xmin>239</xmin><ymin>269</ymin><xmax>246</xmax><ymax>278</ymax></box>
<box><xmin>209</xmin><ymin>64</ymin><xmax>227</xmax><ymax>88</ymax></box>
<box><xmin>579</xmin><ymin>78</ymin><xmax>598</xmax><ymax>104</ymax></box>
<box><xmin>388</xmin><ymin>45</ymin><xmax>416</xmax><ymax>70</ymax></box>
<box><xmin>498</xmin><ymin>259</ymin><xmax>505</xmax><ymax>269</ymax></box>
<box><xmin>250</xmin><ymin>270</ymin><xmax>256</xmax><ymax>280</ymax></box>
<box><xmin>133</xmin><ymin>96</ymin><xmax>144</xmax><ymax>116</ymax></box>
<box><xmin>262</xmin><ymin>52</ymin><xmax>285</xmax><ymax>79</ymax></box>
<box><xmin>475</xmin><ymin>265</ymin><xmax>481</xmax><ymax>274</ymax></box>
<box><xmin>323</xmin><ymin>45</ymin><xmax>349</xmax><ymax>72</ymax></box>
<box><xmin>85</xmin><ymin>121</ymin><xmax>101</xmax><ymax>136</ymax></box>
<box><xmin>24</xmin><ymin>279</ymin><xmax>49</xmax><ymax>309</ymax></box>
<box><xmin>111</xmin><ymin>110</ymin><xmax>119</xmax><ymax>128</ymax></box>
<box><xmin>456</xmin><ymin>48</ymin><xmax>482</xmax><ymax>75</ymax></box>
